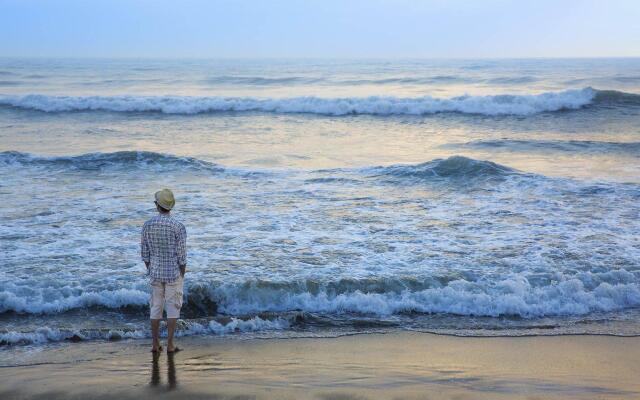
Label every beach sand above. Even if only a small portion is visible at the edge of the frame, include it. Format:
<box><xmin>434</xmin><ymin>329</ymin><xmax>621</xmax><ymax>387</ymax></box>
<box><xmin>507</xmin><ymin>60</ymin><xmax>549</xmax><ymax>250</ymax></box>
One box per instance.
<box><xmin>1</xmin><ymin>332</ymin><xmax>639</xmax><ymax>400</ymax></box>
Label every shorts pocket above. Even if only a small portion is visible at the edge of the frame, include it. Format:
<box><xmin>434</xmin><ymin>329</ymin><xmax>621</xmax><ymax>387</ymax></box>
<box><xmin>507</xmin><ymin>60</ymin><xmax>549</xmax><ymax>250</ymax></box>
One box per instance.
<box><xmin>174</xmin><ymin>287</ymin><xmax>183</xmax><ymax>309</ymax></box>
<box><xmin>170</xmin><ymin>277</ymin><xmax>184</xmax><ymax>309</ymax></box>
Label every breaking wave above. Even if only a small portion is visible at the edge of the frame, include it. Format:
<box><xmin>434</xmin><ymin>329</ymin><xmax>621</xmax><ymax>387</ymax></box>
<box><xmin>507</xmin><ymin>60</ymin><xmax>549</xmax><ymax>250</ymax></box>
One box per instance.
<box><xmin>3</xmin><ymin>271</ymin><xmax>639</xmax><ymax>319</ymax></box>
<box><xmin>0</xmin><ymin>287</ymin><xmax>150</xmax><ymax>314</ymax></box>
<box><xmin>209</xmin><ymin>274</ymin><xmax>640</xmax><ymax>318</ymax></box>
<box><xmin>0</xmin><ymin>88</ymin><xmax>608</xmax><ymax>116</ymax></box>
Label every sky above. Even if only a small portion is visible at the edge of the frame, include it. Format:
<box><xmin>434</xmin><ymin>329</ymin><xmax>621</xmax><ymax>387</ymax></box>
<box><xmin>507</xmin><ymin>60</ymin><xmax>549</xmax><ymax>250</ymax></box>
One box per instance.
<box><xmin>1</xmin><ymin>0</ymin><xmax>639</xmax><ymax>58</ymax></box>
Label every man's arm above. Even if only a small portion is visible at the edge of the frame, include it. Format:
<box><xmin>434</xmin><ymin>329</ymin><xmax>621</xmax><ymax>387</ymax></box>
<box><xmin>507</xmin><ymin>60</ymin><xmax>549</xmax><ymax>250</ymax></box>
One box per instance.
<box><xmin>141</xmin><ymin>224</ymin><xmax>151</xmax><ymax>273</ymax></box>
<box><xmin>176</xmin><ymin>224</ymin><xmax>187</xmax><ymax>277</ymax></box>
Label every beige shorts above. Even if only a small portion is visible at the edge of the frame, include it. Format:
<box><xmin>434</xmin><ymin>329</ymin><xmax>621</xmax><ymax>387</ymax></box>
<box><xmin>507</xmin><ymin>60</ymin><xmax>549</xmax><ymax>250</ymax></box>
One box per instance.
<box><xmin>150</xmin><ymin>276</ymin><xmax>184</xmax><ymax>319</ymax></box>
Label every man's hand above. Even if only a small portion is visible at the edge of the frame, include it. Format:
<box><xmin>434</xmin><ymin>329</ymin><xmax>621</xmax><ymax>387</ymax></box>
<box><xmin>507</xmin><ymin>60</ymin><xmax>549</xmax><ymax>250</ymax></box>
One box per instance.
<box><xmin>179</xmin><ymin>264</ymin><xmax>186</xmax><ymax>278</ymax></box>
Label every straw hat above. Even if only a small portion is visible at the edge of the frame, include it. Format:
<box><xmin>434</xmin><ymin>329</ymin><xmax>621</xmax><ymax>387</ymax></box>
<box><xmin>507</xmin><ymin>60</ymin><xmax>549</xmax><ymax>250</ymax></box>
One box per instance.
<box><xmin>154</xmin><ymin>189</ymin><xmax>175</xmax><ymax>210</ymax></box>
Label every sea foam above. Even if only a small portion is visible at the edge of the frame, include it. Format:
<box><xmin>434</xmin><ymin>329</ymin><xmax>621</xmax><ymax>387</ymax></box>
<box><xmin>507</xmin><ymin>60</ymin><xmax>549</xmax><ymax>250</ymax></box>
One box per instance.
<box><xmin>0</xmin><ymin>316</ymin><xmax>290</xmax><ymax>346</ymax></box>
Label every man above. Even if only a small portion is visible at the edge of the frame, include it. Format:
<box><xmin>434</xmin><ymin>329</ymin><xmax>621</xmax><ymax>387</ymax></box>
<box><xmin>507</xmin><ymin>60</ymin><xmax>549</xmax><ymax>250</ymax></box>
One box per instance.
<box><xmin>141</xmin><ymin>188</ymin><xmax>187</xmax><ymax>353</ymax></box>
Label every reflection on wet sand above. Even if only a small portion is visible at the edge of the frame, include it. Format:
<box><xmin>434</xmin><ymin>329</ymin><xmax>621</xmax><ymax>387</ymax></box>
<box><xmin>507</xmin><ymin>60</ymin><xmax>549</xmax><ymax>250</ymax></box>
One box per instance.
<box><xmin>150</xmin><ymin>353</ymin><xmax>160</xmax><ymax>387</ymax></box>
<box><xmin>2</xmin><ymin>333</ymin><xmax>639</xmax><ymax>399</ymax></box>
<box><xmin>150</xmin><ymin>352</ymin><xmax>178</xmax><ymax>390</ymax></box>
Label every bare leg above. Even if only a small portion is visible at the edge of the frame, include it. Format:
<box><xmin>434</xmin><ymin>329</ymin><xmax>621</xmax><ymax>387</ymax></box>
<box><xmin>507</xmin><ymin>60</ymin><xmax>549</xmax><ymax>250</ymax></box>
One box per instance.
<box><xmin>151</xmin><ymin>319</ymin><xmax>161</xmax><ymax>352</ymax></box>
<box><xmin>167</xmin><ymin>318</ymin><xmax>177</xmax><ymax>352</ymax></box>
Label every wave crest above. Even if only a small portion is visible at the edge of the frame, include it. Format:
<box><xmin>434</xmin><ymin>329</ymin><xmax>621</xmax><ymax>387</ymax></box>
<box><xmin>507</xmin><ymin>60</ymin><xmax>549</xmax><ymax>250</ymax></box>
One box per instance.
<box><xmin>0</xmin><ymin>150</ymin><xmax>225</xmax><ymax>173</ymax></box>
<box><xmin>446</xmin><ymin>139</ymin><xmax>640</xmax><ymax>155</ymax></box>
<box><xmin>367</xmin><ymin>156</ymin><xmax>517</xmax><ymax>182</ymax></box>
<box><xmin>1</xmin><ymin>151</ymin><xmax>519</xmax><ymax>183</ymax></box>
<box><xmin>0</xmin><ymin>88</ymin><xmax>598</xmax><ymax>116</ymax></box>
<box><xmin>207</xmin><ymin>275</ymin><xmax>640</xmax><ymax>318</ymax></box>
<box><xmin>593</xmin><ymin>89</ymin><xmax>640</xmax><ymax>106</ymax></box>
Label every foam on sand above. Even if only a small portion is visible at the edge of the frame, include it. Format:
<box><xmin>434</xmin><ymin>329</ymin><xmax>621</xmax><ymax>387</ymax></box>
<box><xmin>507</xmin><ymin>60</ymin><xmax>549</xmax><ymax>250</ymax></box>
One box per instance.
<box><xmin>0</xmin><ymin>316</ymin><xmax>291</xmax><ymax>346</ymax></box>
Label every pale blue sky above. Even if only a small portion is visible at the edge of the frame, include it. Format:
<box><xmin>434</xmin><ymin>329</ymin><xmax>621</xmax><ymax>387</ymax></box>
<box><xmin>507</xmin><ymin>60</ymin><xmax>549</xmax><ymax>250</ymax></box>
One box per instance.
<box><xmin>1</xmin><ymin>0</ymin><xmax>639</xmax><ymax>58</ymax></box>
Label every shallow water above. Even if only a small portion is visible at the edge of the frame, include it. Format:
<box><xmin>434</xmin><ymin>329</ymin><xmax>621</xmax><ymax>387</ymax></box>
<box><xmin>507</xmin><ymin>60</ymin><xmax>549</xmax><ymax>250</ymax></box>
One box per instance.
<box><xmin>1</xmin><ymin>58</ymin><xmax>640</xmax><ymax>346</ymax></box>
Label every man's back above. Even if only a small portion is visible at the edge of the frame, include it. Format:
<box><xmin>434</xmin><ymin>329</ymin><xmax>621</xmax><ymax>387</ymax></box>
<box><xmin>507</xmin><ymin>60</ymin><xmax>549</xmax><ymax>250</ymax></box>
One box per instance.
<box><xmin>141</xmin><ymin>214</ymin><xmax>187</xmax><ymax>283</ymax></box>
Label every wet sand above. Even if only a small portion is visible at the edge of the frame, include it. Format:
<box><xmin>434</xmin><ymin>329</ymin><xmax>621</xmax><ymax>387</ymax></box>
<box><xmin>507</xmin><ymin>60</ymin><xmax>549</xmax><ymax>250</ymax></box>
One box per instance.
<box><xmin>1</xmin><ymin>332</ymin><xmax>639</xmax><ymax>399</ymax></box>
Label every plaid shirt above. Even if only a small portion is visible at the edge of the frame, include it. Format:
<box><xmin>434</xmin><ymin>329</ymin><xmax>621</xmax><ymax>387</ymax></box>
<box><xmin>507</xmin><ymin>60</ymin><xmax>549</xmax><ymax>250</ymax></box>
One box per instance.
<box><xmin>141</xmin><ymin>214</ymin><xmax>187</xmax><ymax>283</ymax></box>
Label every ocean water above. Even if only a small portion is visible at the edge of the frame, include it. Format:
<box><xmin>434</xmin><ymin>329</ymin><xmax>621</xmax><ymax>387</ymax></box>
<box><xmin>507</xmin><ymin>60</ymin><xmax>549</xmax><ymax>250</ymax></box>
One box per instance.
<box><xmin>1</xmin><ymin>58</ymin><xmax>640</xmax><ymax>346</ymax></box>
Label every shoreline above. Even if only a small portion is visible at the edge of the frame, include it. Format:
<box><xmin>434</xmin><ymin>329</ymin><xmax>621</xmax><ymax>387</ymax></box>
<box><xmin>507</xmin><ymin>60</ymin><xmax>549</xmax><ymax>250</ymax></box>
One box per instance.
<box><xmin>4</xmin><ymin>321</ymin><xmax>640</xmax><ymax>349</ymax></box>
<box><xmin>2</xmin><ymin>331</ymin><xmax>639</xmax><ymax>399</ymax></box>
